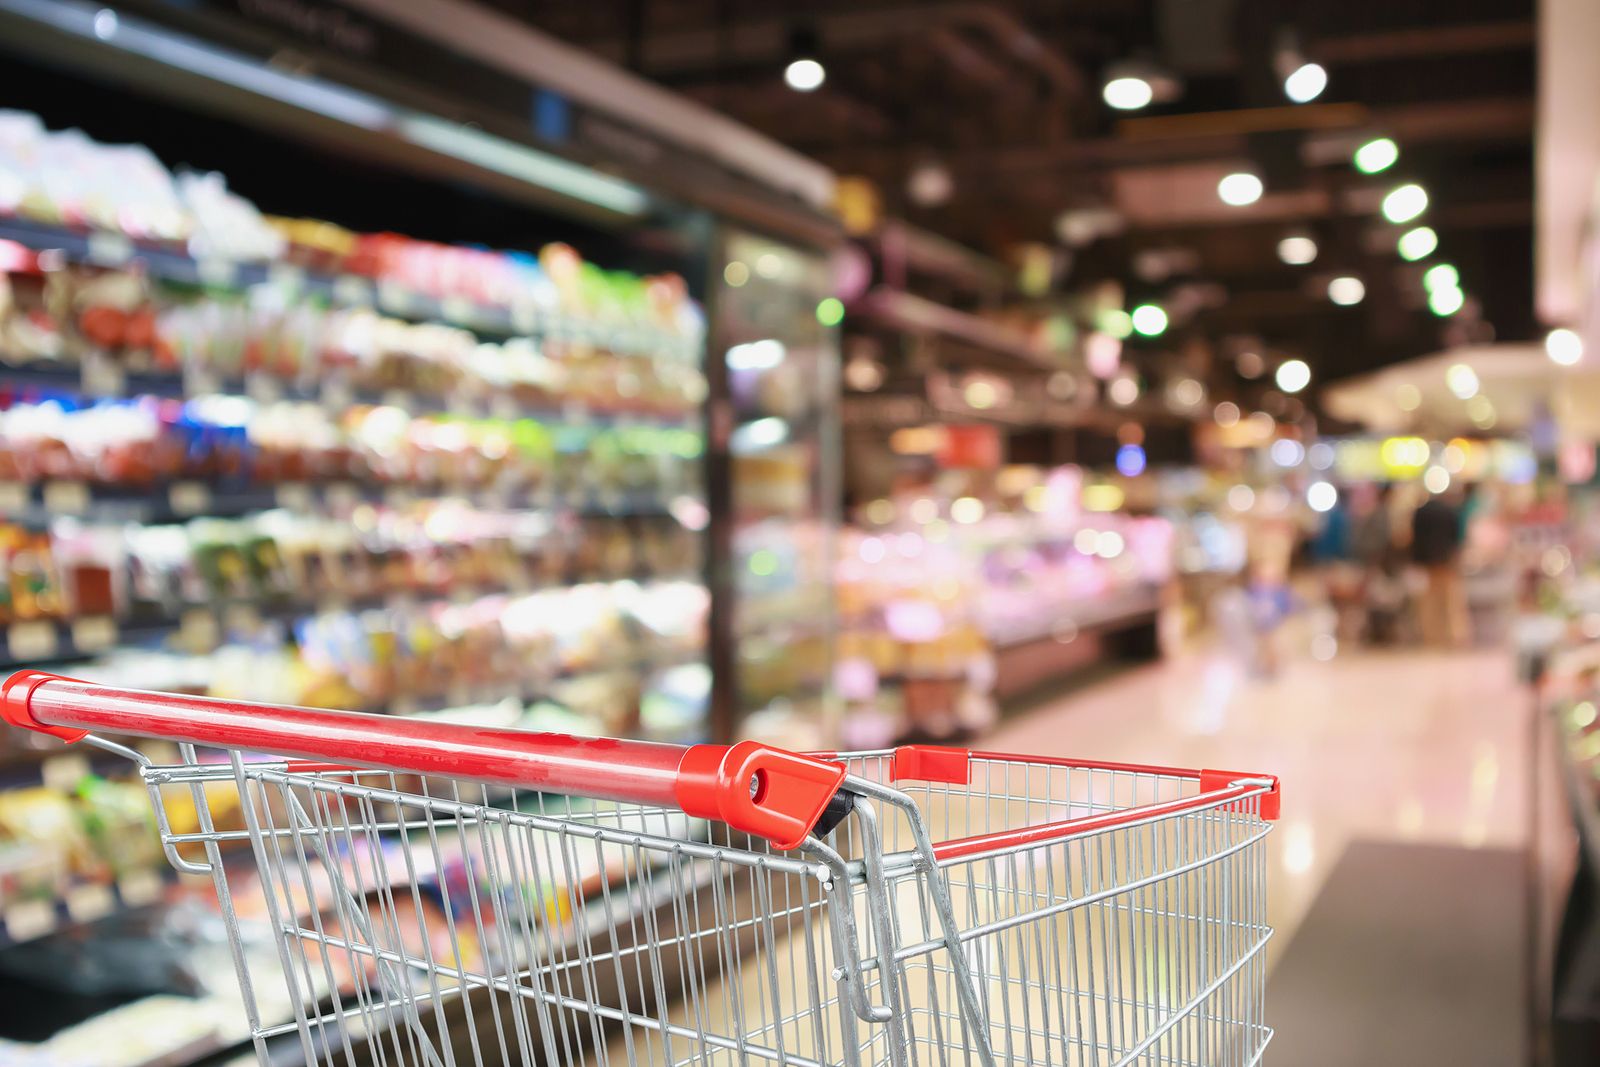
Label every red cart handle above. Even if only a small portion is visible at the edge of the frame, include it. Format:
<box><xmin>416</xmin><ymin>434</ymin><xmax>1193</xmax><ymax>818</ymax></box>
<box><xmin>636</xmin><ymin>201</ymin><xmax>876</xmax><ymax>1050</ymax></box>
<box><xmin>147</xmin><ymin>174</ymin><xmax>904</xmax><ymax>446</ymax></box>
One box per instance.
<box><xmin>0</xmin><ymin>671</ymin><xmax>845</xmax><ymax>851</ymax></box>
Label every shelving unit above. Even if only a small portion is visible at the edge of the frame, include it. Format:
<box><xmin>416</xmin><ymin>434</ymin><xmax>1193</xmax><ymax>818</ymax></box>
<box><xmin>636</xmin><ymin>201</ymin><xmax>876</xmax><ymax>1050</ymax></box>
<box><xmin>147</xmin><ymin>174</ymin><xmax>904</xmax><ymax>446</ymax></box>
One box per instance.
<box><xmin>0</xmin><ymin>2</ymin><xmax>841</xmax><ymax>1062</ymax></box>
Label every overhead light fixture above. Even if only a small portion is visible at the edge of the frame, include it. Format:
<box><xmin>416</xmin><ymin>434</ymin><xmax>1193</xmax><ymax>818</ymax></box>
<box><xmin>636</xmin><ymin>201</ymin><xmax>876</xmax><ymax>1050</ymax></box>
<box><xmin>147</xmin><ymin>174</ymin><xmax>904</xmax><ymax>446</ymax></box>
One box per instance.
<box><xmin>1108</xmin><ymin>375</ymin><xmax>1140</xmax><ymax>405</ymax></box>
<box><xmin>784</xmin><ymin>57</ymin><xmax>825</xmax><ymax>91</ymax></box>
<box><xmin>1381</xmin><ymin>183</ymin><xmax>1428</xmax><ymax>224</ymax></box>
<box><xmin>1130</xmin><ymin>303</ymin><xmax>1168</xmax><ymax>336</ymax></box>
<box><xmin>1446</xmin><ymin>362</ymin><xmax>1479</xmax><ymax>399</ymax></box>
<box><xmin>906</xmin><ymin>161</ymin><xmax>954</xmax><ymax>207</ymax></box>
<box><xmin>1214</xmin><ymin>401</ymin><xmax>1241</xmax><ymax>427</ymax></box>
<box><xmin>1353</xmin><ymin>137</ymin><xmax>1399</xmax><ymax>174</ymax></box>
<box><xmin>1429</xmin><ymin>286</ymin><xmax>1465</xmax><ymax>316</ymax></box>
<box><xmin>1422</xmin><ymin>263</ymin><xmax>1459</xmax><ymax>292</ymax></box>
<box><xmin>1397</xmin><ymin>226</ymin><xmax>1437</xmax><ymax>261</ymax></box>
<box><xmin>1547</xmin><ymin>327</ymin><xmax>1584</xmax><ymax>366</ymax></box>
<box><xmin>1218</xmin><ymin>172</ymin><xmax>1264</xmax><ymax>206</ymax></box>
<box><xmin>1327</xmin><ymin>276</ymin><xmax>1365</xmax><ymax>306</ymax></box>
<box><xmin>783</xmin><ymin>26</ymin><xmax>825</xmax><ymax>92</ymax></box>
<box><xmin>1275</xmin><ymin>358</ymin><xmax>1312</xmax><ymax>394</ymax></box>
<box><xmin>1283</xmin><ymin>62</ymin><xmax>1328</xmax><ymax>103</ymax></box>
<box><xmin>1103</xmin><ymin>75</ymin><xmax>1154</xmax><ymax>110</ymax></box>
<box><xmin>1277</xmin><ymin>234</ymin><xmax>1318</xmax><ymax>265</ymax></box>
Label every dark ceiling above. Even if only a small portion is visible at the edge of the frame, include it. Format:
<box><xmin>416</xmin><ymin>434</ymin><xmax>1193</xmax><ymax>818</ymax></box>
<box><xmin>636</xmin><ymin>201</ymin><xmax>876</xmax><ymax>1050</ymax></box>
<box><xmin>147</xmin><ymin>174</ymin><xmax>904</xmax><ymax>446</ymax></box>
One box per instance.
<box><xmin>489</xmin><ymin>0</ymin><xmax>1535</xmax><ymax>389</ymax></box>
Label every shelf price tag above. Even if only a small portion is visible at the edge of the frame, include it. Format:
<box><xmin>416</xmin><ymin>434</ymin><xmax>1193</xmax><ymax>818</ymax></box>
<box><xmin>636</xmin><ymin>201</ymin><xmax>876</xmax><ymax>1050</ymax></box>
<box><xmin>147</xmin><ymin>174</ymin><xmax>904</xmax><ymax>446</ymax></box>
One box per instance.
<box><xmin>178</xmin><ymin>608</ymin><xmax>221</xmax><ymax>652</ymax></box>
<box><xmin>81</xmin><ymin>353</ymin><xmax>126</xmax><ymax>397</ymax></box>
<box><xmin>275</xmin><ymin>483</ymin><xmax>312</xmax><ymax>511</ymax></box>
<box><xmin>333</xmin><ymin>275</ymin><xmax>373</xmax><ymax>305</ymax></box>
<box><xmin>4</xmin><ymin>899</ymin><xmax>56</xmax><ymax>943</ymax></box>
<box><xmin>43</xmin><ymin>480</ymin><xmax>89</xmax><ymax>515</ymax></box>
<box><xmin>86</xmin><ymin>232</ymin><xmax>133</xmax><ymax>266</ymax></box>
<box><xmin>377</xmin><ymin>280</ymin><xmax>419</xmax><ymax>315</ymax></box>
<box><xmin>321</xmin><ymin>378</ymin><xmax>354</xmax><ymax>411</ymax></box>
<box><xmin>246</xmin><ymin>374</ymin><xmax>283</xmax><ymax>404</ymax></box>
<box><xmin>117</xmin><ymin>869</ymin><xmax>163</xmax><ymax>907</ymax></box>
<box><xmin>169</xmin><ymin>481</ymin><xmax>212</xmax><ymax>516</ymax></box>
<box><xmin>70</xmin><ymin>616</ymin><xmax>117</xmax><ymax>652</ymax></box>
<box><xmin>268</xmin><ymin>263</ymin><xmax>306</xmax><ymax>295</ymax></box>
<box><xmin>0</xmin><ymin>482</ymin><xmax>27</xmax><ymax>513</ymax></box>
<box><xmin>64</xmin><ymin>883</ymin><xmax>116</xmax><ymax>924</ymax></box>
<box><xmin>196</xmin><ymin>258</ymin><xmax>240</xmax><ymax>288</ymax></box>
<box><xmin>8</xmin><ymin>621</ymin><xmax>59</xmax><ymax>661</ymax></box>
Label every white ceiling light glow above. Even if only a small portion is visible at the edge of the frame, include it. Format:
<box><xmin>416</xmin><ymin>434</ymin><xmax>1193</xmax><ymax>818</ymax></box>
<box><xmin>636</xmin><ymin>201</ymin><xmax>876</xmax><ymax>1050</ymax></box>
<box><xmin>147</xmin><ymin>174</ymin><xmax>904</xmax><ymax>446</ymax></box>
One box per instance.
<box><xmin>1278</xmin><ymin>235</ymin><xmax>1318</xmax><ymax>265</ymax></box>
<box><xmin>1218</xmin><ymin>172</ymin><xmax>1264</xmax><ymax>206</ymax></box>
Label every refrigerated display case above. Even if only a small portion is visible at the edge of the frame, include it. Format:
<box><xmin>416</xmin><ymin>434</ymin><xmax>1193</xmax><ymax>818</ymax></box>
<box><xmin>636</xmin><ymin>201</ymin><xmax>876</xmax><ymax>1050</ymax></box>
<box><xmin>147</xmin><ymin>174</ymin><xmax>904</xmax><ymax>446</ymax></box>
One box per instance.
<box><xmin>707</xmin><ymin>230</ymin><xmax>840</xmax><ymax>746</ymax></box>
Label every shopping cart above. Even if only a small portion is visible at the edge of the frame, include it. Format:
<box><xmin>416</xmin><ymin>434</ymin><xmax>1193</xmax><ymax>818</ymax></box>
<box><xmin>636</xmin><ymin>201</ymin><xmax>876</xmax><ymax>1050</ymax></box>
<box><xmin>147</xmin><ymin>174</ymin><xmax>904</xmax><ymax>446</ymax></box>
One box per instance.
<box><xmin>1</xmin><ymin>670</ymin><xmax>1279</xmax><ymax>1067</ymax></box>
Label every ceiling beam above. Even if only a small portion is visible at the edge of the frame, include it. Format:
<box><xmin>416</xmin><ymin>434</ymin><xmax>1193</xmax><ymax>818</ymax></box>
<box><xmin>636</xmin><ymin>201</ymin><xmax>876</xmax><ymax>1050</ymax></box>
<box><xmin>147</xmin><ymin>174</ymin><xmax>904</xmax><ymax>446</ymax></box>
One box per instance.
<box><xmin>1316</xmin><ymin>20</ymin><xmax>1536</xmax><ymax>65</ymax></box>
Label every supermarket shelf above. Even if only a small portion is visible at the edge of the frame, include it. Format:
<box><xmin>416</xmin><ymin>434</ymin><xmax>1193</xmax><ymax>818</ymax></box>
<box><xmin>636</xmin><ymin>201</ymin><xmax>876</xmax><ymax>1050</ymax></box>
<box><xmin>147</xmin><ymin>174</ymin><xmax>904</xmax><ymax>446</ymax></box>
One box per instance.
<box><xmin>0</xmin><ymin>867</ymin><xmax>173</xmax><ymax>949</ymax></box>
<box><xmin>0</xmin><ymin>589</ymin><xmax>704</xmax><ymax>671</ymax></box>
<box><xmin>0</xmin><ymin>357</ymin><xmax>702</xmax><ymax>430</ymax></box>
<box><xmin>0</xmin><ymin>478</ymin><xmax>682</xmax><ymax>525</ymax></box>
<box><xmin>0</xmin><ymin>218</ymin><xmax>700</xmax><ymax>360</ymax></box>
<box><xmin>984</xmin><ymin>585</ymin><xmax>1163</xmax><ymax>651</ymax></box>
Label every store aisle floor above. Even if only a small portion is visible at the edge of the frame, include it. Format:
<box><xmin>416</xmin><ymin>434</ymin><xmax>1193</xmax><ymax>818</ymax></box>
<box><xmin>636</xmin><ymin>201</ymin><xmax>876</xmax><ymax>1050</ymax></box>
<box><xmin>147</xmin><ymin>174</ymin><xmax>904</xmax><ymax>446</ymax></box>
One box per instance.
<box><xmin>985</xmin><ymin>644</ymin><xmax>1531</xmax><ymax>965</ymax></box>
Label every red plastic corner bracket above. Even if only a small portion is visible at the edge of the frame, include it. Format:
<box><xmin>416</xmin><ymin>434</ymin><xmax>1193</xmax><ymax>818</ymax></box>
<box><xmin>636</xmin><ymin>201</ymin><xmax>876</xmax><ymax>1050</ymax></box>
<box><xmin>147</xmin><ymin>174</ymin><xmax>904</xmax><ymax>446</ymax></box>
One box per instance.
<box><xmin>1</xmin><ymin>670</ymin><xmax>88</xmax><ymax>743</ymax></box>
<box><xmin>674</xmin><ymin>741</ymin><xmax>846</xmax><ymax>851</ymax></box>
<box><xmin>1199</xmin><ymin>768</ymin><xmax>1280</xmax><ymax>821</ymax></box>
<box><xmin>891</xmin><ymin>745</ymin><xmax>971</xmax><ymax>785</ymax></box>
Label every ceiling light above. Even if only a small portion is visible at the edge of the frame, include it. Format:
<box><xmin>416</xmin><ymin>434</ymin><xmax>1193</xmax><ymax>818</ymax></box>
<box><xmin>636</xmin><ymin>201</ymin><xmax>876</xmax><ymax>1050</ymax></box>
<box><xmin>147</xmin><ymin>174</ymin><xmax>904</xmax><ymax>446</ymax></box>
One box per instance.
<box><xmin>1098</xmin><ymin>308</ymin><xmax>1134</xmax><ymax>340</ymax></box>
<box><xmin>1103</xmin><ymin>76</ymin><xmax>1154</xmax><ymax>110</ymax></box>
<box><xmin>1283</xmin><ymin>62</ymin><xmax>1328</xmax><ymax>103</ymax></box>
<box><xmin>1275</xmin><ymin>358</ymin><xmax>1311</xmax><ymax>394</ymax></box>
<box><xmin>1422</xmin><ymin>263</ymin><xmax>1459</xmax><ymax>292</ymax></box>
<box><xmin>1328</xmin><ymin>276</ymin><xmax>1365</xmax><ymax>306</ymax></box>
<box><xmin>1108</xmin><ymin>375</ymin><xmax>1140</xmax><ymax>405</ymax></box>
<box><xmin>1277</xmin><ymin>235</ymin><xmax>1317</xmax><ymax>265</ymax></box>
<box><xmin>1546</xmin><ymin>327</ymin><xmax>1584</xmax><ymax>367</ymax></box>
<box><xmin>1381</xmin><ymin>183</ymin><xmax>1428</xmax><ymax>224</ymax></box>
<box><xmin>784</xmin><ymin>57</ymin><xmax>825</xmax><ymax>92</ymax></box>
<box><xmin>1236</xmin><ymin>350</ymin><xmax>1266</xmax><ymax>378</ymax></box>
<box><xmin>1218</xmin><ymin>172</ymin><xmax>1264</xmax><ymax>206</ymax></box>
<box><xmin>1353</xmin><ymin>137</ymin><xmax>1399</xmax><ymax>174</ymax></box>
<box><xmin>1429</xmin><ymin>286</ymin><xmax>1464</xmax><ymax>316</ymax></box>
<box><xmin>1172</xmin><ymin>378</ymin><xmax>1205</xmax><ymax>407</ymax></box>
<box><xmin>907</xmin><ymin>161</ymin><xmax>954</xmax><ymax>207</ymax></box>
<box><xmin>1397</xmin><ymin>226</ymin><xmax>1437</xmax><ymax>261</ymax></box>
<box><xmin>1214</xmin><ymin>401</ymin><xmax>1241</xmax><ymax>426</ymax></box>
<box><xmin>1130</xmin><ymin>304</ymin><xmax>1168</xmax><ymax>336</ymax></box>
<box><xmin>1312</xmin><ymin>483</ymin><xmax>1337</xmax><ymax>518</ymax></box>
<box><xmin>1446</xmin><ymin>362</ymin><xmax>1479</xmax><ymax>399</ymax></box>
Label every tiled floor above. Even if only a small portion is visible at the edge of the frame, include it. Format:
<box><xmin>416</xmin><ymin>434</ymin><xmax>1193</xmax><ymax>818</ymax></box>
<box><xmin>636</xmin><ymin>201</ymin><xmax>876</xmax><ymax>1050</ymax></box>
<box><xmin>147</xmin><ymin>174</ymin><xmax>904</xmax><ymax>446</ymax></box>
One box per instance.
<box><xmin>985</xmin><ymin>643</ymin><xmax>1533</xmax><ymax>965</ymax></box>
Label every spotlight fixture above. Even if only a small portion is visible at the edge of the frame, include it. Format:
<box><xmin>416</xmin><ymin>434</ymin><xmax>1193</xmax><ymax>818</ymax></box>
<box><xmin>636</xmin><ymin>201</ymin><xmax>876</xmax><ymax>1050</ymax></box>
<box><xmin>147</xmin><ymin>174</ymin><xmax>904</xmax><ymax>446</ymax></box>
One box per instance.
<box><xmin>1277</xmin><ymin>234</ymin><xmax>1318</xmax><ymax>265</ymax></box>
<box><xmin>1103</xmin><ymin>75</ymin><xmax>1153</xmax><ymax>110</ymax></box>
<box><xmin>1274</xmin><ymin>31</ymin><xmax>1327</xmax><ymax>103</ymax></box>
<box><xmin>1428</xmin><ymin>286</ymin><xmax>1465</xmax><ymax>317</ymax></box>
<box><xmin>1275</xmin><ymin>359</ymin><xmax>1311</xmax><ymax>394</ymax></box>
<box><xmin>1421</xmin><ymin>263</ymin><xmax>1459</xmax><ymax>292</ymax></box>
<box><xmin>1218</xmin><ymin>172</ymin><xmax>1264</xmax><ymax>206</ymax></box>
<box><xmin>1547</xmin><ymin>327</ymin><xmax>1584</xmax><ymax>366</ymax></box>
<box><xmin>1396</xmin><ymin>226</ymin><xmax>1437</xmax><ymax>261</ymax></box>
<box><xmin>1353</xmin><ymin>137</ymin><xmax>1399</xmax><ymax>174</ymax></box>
<box><xmin>1381</xmin><ymin>183</ymin><xmax>1428</xmax><ymax>224</ymax></box>
<box><xmin>1130</xmin><ymin>304</ymin><xmax>1168</xmax><ymax>336</ymax></box>
<box><xmin>1327</xmin><ymin>276</ymin><xmax>1365</xmax><ymax>306</ymax></box>
<box><xmin>1283</xmin><ymin>62</ymin><xmax>1327</xmax><ymax>103</ymax></box>
<box><xmin>783</xmin><ymin>27</ymin><xmax>825</xmax><ymax>92</ymax></box>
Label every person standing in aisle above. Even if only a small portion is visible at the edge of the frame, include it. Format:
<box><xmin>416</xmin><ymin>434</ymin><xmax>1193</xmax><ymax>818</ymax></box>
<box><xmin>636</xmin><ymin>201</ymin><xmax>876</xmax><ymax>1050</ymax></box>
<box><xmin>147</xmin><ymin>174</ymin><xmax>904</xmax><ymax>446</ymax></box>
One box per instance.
<box><xmin>1411</xmin><ymin>485</ymin><xmax>1468</xmax><ymax>647</ymax></box>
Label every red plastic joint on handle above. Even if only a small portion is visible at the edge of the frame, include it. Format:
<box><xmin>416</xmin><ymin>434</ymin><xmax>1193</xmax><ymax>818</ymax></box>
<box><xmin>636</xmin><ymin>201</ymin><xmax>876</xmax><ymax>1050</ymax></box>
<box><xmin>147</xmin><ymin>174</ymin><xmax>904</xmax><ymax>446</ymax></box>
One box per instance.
<box><xmin>1199</xmin><ymin>769</ymin><xmax>1281</xmax><ymax>821</ymax></box>
<box><xmin>891</xmin><ymin>745</ymin><xmax>971</xmax><ymax>785</ymax></box>
<box><xmin>1</xmin><ymin>670</ymin><xmax>89</xmax><ymax>743</ymax></box>
<box><xmin>674</xmin><ymin>741</ymin><xmax>846</xmax><ymax>851</ymax></box>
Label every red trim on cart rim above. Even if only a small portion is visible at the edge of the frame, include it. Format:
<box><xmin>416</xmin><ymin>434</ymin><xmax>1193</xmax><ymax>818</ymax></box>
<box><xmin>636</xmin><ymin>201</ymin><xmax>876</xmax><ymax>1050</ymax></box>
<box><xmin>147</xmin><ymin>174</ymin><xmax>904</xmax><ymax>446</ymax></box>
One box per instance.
<box><xmin>0</xmin><ymin>672</ymin><xmax>845</xmax><ymax>852</ymax></box>
<box><xmin>930</xmin><ymin>777</ymin><xmax>1280</xmax><ymax>862</ymax></box>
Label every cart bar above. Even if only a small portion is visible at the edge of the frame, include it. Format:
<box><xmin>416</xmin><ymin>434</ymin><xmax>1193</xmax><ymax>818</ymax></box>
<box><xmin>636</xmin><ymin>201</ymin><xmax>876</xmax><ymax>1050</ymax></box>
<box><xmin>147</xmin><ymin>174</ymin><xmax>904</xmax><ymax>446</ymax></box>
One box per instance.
<box><xmin>0</xmin><ymin>671</ymin><xmax>846</xmax><ymax>850</ymax></box>
<box><xmin>930</xmin><ymin>777</ymin><xmax>1280</xmax><ymax>862</ymax></box>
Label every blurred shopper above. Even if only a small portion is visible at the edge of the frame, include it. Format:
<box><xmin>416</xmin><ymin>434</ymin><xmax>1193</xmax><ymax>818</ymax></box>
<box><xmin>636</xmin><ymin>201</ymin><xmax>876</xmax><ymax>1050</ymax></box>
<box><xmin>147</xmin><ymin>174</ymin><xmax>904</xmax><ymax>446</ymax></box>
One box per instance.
<box><xmin>1350</xmin><ymin>483</ymin><xmax>1408</xmax><ymax>644</ymax></box>
<box><xmin>1412</xmin><ymin>487</ymin><xmax>1468</xmax><ymax>647</ymax></box>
